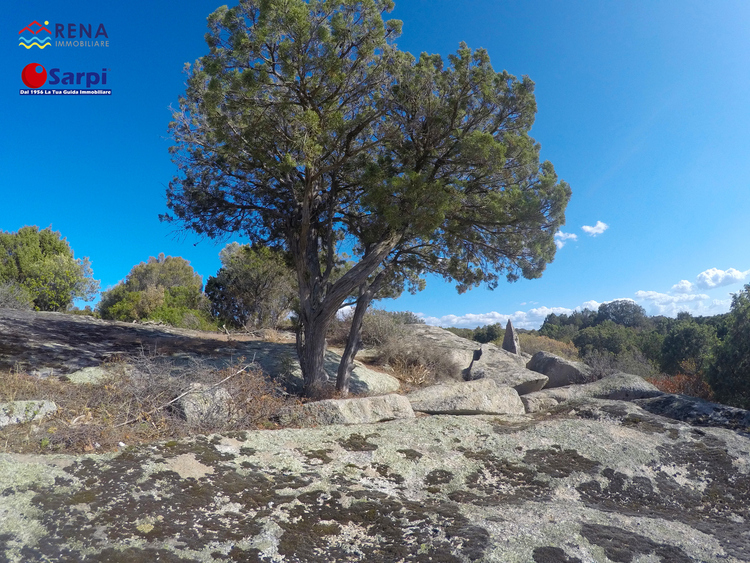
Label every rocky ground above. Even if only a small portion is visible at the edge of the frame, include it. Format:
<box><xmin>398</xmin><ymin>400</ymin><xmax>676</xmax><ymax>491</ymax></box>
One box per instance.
<box><xmin>1</xmin><ymin>309</ymin><xmax>749</xmax><ymax>562</ymax></box>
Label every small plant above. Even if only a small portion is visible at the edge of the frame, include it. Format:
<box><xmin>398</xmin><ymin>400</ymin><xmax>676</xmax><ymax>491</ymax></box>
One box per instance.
<box><xmin>377</xmin><ymin>339</ymin><xmax>461</xmax><ymax>386</ymax></box>
<box><xmin>646</xmin><ymin>372</ymin><xmax>714</xmax><ymax>400</ymax></box>
<box><xmin>0</xmin><ymin>281</ymin><xmax>34</xmax><ymax>310</ymax></box>
<box><xmin>518</xmin><ymin>333</ymin><xmax>579</xmax><ymax>361</ymax></box>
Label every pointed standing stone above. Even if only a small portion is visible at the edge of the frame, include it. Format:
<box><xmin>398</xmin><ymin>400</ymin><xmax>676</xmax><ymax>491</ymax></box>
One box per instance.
<box><xmin>502</xmin><ymin>319</ymin><xmax>521</xmax><ymax>355</ymax></box>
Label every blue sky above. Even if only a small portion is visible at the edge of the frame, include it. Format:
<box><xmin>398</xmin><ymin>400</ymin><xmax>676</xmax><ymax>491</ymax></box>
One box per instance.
<box><xmin>3</xmin><ymin>0</ymin><xmax>749</xmax><ymax>329</ymax></box>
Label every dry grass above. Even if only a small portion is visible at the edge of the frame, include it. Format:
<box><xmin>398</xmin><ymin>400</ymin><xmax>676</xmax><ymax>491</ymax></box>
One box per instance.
<box><xmin>645</xmin><ymin>372</ymin><xmax>715</xmax><ymax>401</ymax></box>
<box><xmin>517</xmin><ymin>333</ymin><xmax>580</xmax><ymax>361</ymax></box>
<box><xmin>0</xmin><ymin>354</ymin><xmax>298</xmax><ymax>455</ymax></box>
<box><xmin>377</xmin><ymin>339</ymin><xmax>462</xmax><ymax>388</ymax></box>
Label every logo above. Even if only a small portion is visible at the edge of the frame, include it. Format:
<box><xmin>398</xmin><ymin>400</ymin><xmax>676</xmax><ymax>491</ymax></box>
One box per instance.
<box><xmin>20</xmin><ymin>63</ymin><xmax>111</xmax><ymax>95</ymax></box>
<box><xmin>21</xmin><ymin>63</ymin><xmax>47</xmax><ymax>88</ymax></box>
<box><xmin>19</xmin><ymin>20</ymin><xmax>51</xmax><ymax>49</ymax></box>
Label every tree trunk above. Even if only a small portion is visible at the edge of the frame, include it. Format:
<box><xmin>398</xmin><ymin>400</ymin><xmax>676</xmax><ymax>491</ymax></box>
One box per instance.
<box><xmin>293</xmin><ymin>231</ymin><xmax>402</xmax><ymax>398</ymax></box>
<box><xmin>335</xmin><ymin>289</ymin><xmax>370</xmax><ymax>397</ymax></box>
<box><xmin>335</xmin><ymin>271</ymin><xmax>388</xmax><ymax>396</ymax></box>
<box><xmin>297</xmin><ymin>318</ymin><xmax>331</xmax><ymax>398</ymax></box>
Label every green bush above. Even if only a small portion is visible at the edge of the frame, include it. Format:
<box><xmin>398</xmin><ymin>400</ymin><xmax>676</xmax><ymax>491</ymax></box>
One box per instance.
<box><xmin>206</xmin><ymin>243</ymin><xmax>296</xmax><ymax>330</ymax></box>
<box><xmin>99</xmin><ymin>254</ymin><xmax>215</xmax><ymax>330</ymax></box>
<box><xmin>0</xmin><ymin>226</ymin><xmax>99</xmax><ymax>311</ymax></box>
<box><xmin>707</xmin><ymin>284</ymin><xmax>750</xmax><ymax>409</ymax></box>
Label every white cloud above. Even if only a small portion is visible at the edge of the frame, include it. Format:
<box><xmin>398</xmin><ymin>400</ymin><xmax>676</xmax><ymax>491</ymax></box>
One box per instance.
<box><xmin>635</xmin><ymin>290</ymin><xmax>708</xmax><ymax>305</ymax></box>
<box><xmin>554</xmin><ymin>231</ymin><xmax>578</xmax><ymax>249</ymax></box>
<box><xmin>695</xmin><ymin>267</ymin><xmax>749</xmax><ymax>290</ymax></box>
<box><xmin>581</xmin><ymin>221</ymin><xmax>609</xmax><ymax>236</ymax></box>
<box><xmin>581</xmin><ymin>300</ymin><xmax>602</xmax><ymax>311</ymax></box>
<box><xmin>633</xmin><ymin>289</ymin><xmax>723</xmax><ymax>316</ymax></box>
<box><xmin>419</xmin><ymin>304</ymin><xmax>598</xmax><ymax>330</ymax></box>
<box><xmin>670</xmin><ymin>280</ymin><xmax>695</xmax><ymax>294</ymax></box>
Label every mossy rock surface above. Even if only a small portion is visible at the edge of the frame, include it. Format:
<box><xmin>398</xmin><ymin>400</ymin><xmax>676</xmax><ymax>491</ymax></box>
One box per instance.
<box><xmin>1</xmin><ymin>398</ymin><xmax>749</xmax><ymax>562</ymax></box>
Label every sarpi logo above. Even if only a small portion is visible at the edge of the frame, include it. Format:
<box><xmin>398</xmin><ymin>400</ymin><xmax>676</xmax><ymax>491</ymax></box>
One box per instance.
<box><xmin>21</xmin><ymin>63</ymin><xmax>110</xmax><ymax>92</ymax></box>
<box><xmin>21</xmin><ymin>63</ymin><xmax>47</xmax><ymax>88</ymax></box>
<box><xmin>19</xmin><ymin>20</ymin><xmax>51</xmax><ymax>49</ymax></box>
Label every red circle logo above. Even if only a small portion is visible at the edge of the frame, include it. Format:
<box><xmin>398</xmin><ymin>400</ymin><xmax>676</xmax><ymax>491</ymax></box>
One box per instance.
<box><xmin>21</xmin><ymin>63</ymin><xmax>47</xmax><ymax>88</ymax></box>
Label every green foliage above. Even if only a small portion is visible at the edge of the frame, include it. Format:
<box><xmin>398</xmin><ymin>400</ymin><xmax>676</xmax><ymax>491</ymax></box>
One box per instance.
<box><xmin>443</xmin><ymin>327</ymin><xmax>475</xmax><ymax>340</ymax></box>
<box><xmin>205</xmin><ymin>243</ymin><xmax>297</xmax><ymax>329</ymax></box>
<box><xmin>98</xmin><ymin>254</ymin><xmax>214</xmax><ymax>330</ymax></box>
<box><xmin>385</xmin><ymin>311</ymin><xmax>425</xmax><ymax>325</ymax></box>
<box><xmin>573</xmin><ymin>320</ymin><xmax>639</xmax><ymax>357</ymax></box>
<box><xmin>660</xmin><ymin>320</ymin><xmax>718</xmax><ymax>376</ymax></box>
<box><xmin>707</xmin><ymin>284</ymin><xmax>750</xmax><ymax>409</ymax></box>
<box><xmin>473</xmin><ymin>323</ymin><xmax>505</xmax><ymax>344</ymax></box>
<box><xmin>583</xmin><ymin>348</ymin><xmax>658</xmax><ymax>379</ymax></box>
<box><xmin>0</xmin><ymin>226</ymin><xmax>99</xmax><ymax>311</ymax></box>
<box><xmin>595</xmin><ymin>300</ymin><xmax>648</xmax><ymax>328</ymax></box>
<box><xmin>539</xmin><ymin>310</ymin><xmax>596</xmax><ymax>342</ymax></box>
<box><xmin>165</xmin><ymin>0</ymin><xmax>571</xmax><ymax>396</ymax></box>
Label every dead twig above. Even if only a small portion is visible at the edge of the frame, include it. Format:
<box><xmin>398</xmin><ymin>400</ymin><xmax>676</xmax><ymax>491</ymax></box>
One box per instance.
<box><xmin>114</xmin><ymin>364</ymin><xmax>251</xmax><ymax>428</ymax></box>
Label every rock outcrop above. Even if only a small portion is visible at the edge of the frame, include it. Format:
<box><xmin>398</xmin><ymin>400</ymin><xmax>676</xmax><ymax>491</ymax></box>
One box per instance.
<box><xmin>0</xmin><ymin>400</ymin><xmax>57</xmax><ymax>427</ymax></box>
<box><xmin>501</xmin><ymin>319</ymin><xmax>520</xmax><ymax>354</ymax></box>
<box><xmin>521</xmin><ymin>372</ymin><xmax>663</xmax><ymax>413</ymax></box>
<box><xmin>2</xmin><ymin>398</ymin><xmax>749</xmax><ymax>561</ymax></box>
<box><xmin>526</xmin><ymin>350</ymin><xmax>593</xmax><ymax>387</ymax></box>
<box><xmin>0</xmin><ymin>308</ymin><xmax>399</xmax><ymax>396</ymax></box>
<box><xmin>406</xmin><ymin>378</ymin><xmax>525</xmax><ymax>415</ymax></box>
<box><xmin>403</xmin><ymin>324</ymin><xmax>527</xmax><ymax>370</ymax></box>
<box><xmin>634</xmin><ymin>393</ymin><xmax>750</xmax><ymax>433</ymax></box>
<box><xmin>298</xmin><ymin>393</ymin><xmax>415</xmax><ymax>425</ymax></box>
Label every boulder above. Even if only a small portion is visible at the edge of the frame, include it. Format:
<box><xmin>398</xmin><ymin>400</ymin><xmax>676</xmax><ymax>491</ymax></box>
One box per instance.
<box><xmin>298</xmin><ymin>394</ymin><xmax>415</xmax><ymax>425</ymax></box>
<box><xmin>403</xmin><ymin>324</ymin><xmax>527</xmax><ymax>369</ymax></box>
<box><xmin>501</xmin><ymin>319</ymin><xmax>520</xmax><ymax>354</ymax></box>
<box><xmin>0</xmin><ymin>400</ymin><xmax>57</xmax><ymax>427</ymax></box>
<box><xmin>526</xmin><ymin>351</ymin><xmax>593</xmax><ymax>388</ymax></box>
<box><xmin>585</xmin><ymin>371</ymin><xmax>663</xmax><ymax>401</ymax></box>
<box><xmin>520</xmin><ymin>372</ymin><xmax>662</xmax><ymax>413</ymax></box>
<box><xmin>177</xmin><ymin>383</ymin><xmax>234</xmax><ymax>428</ymax></box>
<box><xmin>633</xmin><ymin>393</ymin><xmax>750</xmax><ymax>432</ymax></box>
<box><xmin>406</xmin><ymin>378</ymin><xmax>525</xmax><ymax>415</ymax></box>
<box><xmin>64</xmin><ymin>366</ymin><xmax>115</xmax><ymax>385</ymax></box>
<box><xmin>470</xmin><ymin>363</ymin><xmax>548</xmax><ymax>395</ymax></box>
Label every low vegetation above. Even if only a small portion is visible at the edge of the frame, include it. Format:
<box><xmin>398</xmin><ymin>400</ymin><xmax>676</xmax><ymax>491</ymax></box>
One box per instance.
<box><xmin>0</xmin><ymin>355</ymin><xmax>297</xmax><ymax>455</ymax></box>
<box><xmin>328</xmin><ymin>309</ymin><xmax>460</xmax><ymax>386</ymax></box>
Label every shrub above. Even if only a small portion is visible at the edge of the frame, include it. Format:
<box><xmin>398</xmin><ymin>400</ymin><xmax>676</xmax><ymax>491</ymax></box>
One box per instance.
<box><xmin>206</xmin><ymin>243</ymin><xmax>296</xmax><ymax>330</ymax></box>
<box><xmin>707</xmin><ymin>284</ymin><xmax>750</xmax><ymax>408</ymax></box>
<box><xmin>99</xmin><ymin>254</ymin><xmax>215</xmax><ymax>330</ymax></box>
<box><xmin>582</xmin><ymin>348</ymin><xmax>658</xmax><ymax>380</ymax></box>
<box><xmin>645</xmin><ymin>372</ymin><xmax>714</xmax><ymax>400</ymax></box>
<box><xmin>376</xmin><ymin>339</ymin><xmax>462</xmax><ymax>386</ymax></box>
<box><xmin>443</xmin><ymin>327</ymin><xmax>475</xmax><ymax>340</ymax></box>
<box><xmin>327</xmin><ymin>308</ymin><xmax>417</xmax><ymax>348</ymax></box>
<box><xmin>0</xmin><ymin>226</ymin><xmax>99</xmax><ymax>311</ymax></box>
<box><xmin>517</xmin><ymin>333</ymin><xmax>579</xmax><ymax>360</ymax></box>
<box><xmin>660</xmin><ymin>321</ymin><xmax>718</xmax><ymax>375</ymax></box>
<box><xmin>0</xmin><ymin>355</ymin><xmax>294</xmax><ymax>454</ymax></box>
<box><xmin>0</xmin><ymin>281</ymin><xmax>33</xmax><ymax>310</ymax></box>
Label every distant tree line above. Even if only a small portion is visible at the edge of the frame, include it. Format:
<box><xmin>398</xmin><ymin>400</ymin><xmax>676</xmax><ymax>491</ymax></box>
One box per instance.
<box><xmin>442</xmin><ymin>296</ymin><xmax>749</xmax><ymax>410</ymax></box>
